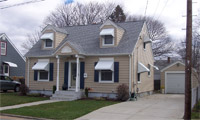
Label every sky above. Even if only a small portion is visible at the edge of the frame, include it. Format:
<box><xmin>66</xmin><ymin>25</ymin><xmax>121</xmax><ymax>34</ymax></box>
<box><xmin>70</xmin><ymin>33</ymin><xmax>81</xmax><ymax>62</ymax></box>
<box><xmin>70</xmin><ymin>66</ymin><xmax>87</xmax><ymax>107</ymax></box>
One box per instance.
<box><xmin>0</xmin><ymin>0</ymin><xmax>199</xmax><ymax>55</ymax></box>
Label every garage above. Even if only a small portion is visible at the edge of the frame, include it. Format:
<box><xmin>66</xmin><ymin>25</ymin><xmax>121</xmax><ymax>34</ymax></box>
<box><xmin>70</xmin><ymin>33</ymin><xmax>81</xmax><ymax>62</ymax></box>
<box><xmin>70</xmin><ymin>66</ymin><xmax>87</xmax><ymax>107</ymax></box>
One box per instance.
<box><xmin>165</xmin><ymin>72</ymin><xmax>185</xmax><ymax>94</ymax></box>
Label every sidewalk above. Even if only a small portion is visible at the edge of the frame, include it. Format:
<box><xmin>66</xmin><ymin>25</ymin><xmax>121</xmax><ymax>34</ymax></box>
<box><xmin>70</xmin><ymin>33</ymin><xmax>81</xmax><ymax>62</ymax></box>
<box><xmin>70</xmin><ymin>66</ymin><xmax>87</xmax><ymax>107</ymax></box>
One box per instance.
<box><xmin>0</xmin><ymin>113</ymin><xmax>51</xmax><ymax>120</ymax></box>
<box><xmin>0</xmin><ymin>100</ymin><xmax>61</xmax><ymax>111</ymax></box>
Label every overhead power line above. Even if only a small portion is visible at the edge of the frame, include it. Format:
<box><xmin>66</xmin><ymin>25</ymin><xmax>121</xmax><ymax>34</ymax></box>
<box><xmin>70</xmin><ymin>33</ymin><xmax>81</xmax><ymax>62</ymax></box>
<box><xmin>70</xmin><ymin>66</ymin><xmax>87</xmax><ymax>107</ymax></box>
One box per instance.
<box><xmin>144</xmin><ymin>0</ymin><xmax>149</xmax><ymax>18</ymax></box>
<box><xmin>152</xmin><ymin>0</ymin><xmax>160</xmax><ymax>20</ymax></box>
<box><xmin>0</xmin><ymin>0</ymin><xmax>45</xmax><ymax>9</ymax></box>
<box><xmin>156</xmin><ymin>0</ymin><xmax>169</xmax><ymax>20</ymax></box>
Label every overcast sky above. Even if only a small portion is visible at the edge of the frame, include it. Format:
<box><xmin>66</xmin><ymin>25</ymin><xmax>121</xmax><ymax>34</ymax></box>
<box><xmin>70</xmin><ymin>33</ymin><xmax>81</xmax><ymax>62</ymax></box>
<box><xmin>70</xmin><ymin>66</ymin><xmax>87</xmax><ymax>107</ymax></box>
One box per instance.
<box><xmin>0</xmin><ymin>0</ymin><xmax>199</xmax><ymax>54</ymax></box>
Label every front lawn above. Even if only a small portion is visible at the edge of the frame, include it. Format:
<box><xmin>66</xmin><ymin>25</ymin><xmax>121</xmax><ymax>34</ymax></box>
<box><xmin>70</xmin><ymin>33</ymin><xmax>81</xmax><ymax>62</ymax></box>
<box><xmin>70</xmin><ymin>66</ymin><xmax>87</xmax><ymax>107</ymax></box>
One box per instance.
<box><xmin>192</xmin><ymin>100</ymin><xmax>200</xmax><ymax>119</ymax></box>
<box><xmin>1</xmin><ymin>100</ymin><xmax>119</xmax><ymax>120</ymax></box>
<box><xmin>0</xmin><ymin>93</ymin><xmax>49</xmax><ymax>107</ymax></box>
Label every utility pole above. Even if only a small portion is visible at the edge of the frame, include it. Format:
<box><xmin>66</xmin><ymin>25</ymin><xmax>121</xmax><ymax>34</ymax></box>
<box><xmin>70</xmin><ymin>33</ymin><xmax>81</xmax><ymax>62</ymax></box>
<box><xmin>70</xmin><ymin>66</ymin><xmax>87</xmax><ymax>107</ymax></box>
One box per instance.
<box><xmin>184</xmin><ymin>0</ymin><xmax>192</xmax><ymax>119</ymax></box>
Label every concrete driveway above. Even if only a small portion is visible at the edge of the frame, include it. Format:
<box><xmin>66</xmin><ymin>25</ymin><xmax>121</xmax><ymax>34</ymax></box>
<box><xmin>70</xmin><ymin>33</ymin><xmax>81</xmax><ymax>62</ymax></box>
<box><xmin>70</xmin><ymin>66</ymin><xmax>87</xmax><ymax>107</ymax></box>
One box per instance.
<box><xmin>77</xmin><ymin>94</ymin><xmax>184</xmax><ymax>120</ymax></box>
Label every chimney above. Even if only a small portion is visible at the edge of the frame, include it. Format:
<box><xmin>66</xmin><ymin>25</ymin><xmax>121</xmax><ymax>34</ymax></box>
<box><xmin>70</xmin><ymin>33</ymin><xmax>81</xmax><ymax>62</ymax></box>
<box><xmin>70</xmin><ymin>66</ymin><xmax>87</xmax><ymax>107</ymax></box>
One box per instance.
<box><xmin>167</xmin><ymin>57</ymin><xmax>171</xmax><ymax>63</ymax></box>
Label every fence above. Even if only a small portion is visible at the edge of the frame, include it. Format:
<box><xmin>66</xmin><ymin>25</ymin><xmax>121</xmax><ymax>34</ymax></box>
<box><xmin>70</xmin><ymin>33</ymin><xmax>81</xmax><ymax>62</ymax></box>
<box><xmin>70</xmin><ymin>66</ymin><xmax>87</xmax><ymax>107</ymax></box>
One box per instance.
<box><xmin>192</xmin><ymin>85</ymin><xmax>200</xmax><ymax>108</ymax></box>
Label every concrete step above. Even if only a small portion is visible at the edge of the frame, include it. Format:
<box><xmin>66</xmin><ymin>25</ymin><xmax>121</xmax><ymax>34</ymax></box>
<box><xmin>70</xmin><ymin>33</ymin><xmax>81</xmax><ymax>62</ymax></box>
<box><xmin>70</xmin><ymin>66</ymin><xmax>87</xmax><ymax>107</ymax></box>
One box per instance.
<box><xmin>51</xmin><ymin>90</ymin><xmax>84</xmax><ymax>101</ymax></box>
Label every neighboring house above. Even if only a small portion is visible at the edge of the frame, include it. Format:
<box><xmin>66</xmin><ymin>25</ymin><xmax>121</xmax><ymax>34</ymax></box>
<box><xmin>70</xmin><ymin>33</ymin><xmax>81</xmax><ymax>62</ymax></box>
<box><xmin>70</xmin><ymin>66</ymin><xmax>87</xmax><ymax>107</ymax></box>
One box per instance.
<box><xmin>25</xmin><ymin>20</ymin><xmax>156</xmax><ymax>99</ymax></box>
<box><xmin>155</xmin><ymin>58</ymin><xmax>199</xmax><ymax>94</ymax></box>
<box><xmin>0</xmin><ymin>33</ymin><xmax>25</xmax><ymax>77</ymax></box>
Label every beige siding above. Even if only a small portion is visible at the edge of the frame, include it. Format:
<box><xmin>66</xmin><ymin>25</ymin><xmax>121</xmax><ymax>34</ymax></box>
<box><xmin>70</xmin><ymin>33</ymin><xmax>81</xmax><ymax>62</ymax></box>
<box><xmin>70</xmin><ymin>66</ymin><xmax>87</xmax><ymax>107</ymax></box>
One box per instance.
<box><xmin>55</xmin><ymin>32</ymin><xmax>67</xmax><ymax>48</ymax></box>
<box><xmin>41</xmin><ymin>30</ymin><xmax>66</xmax><ymax>49</ymax></box>
<box><xmin>27</xmin><ymin>57</ymin><xmax>57</xmax><ymax>91</ymax></box>
<box><xmin>85</xmin><ymin>56</ymin><xmax>129</xmax><ymax>93</ymax></box>
<box><xmin>132</xmin><ymin>24</ymin><xmax>154</xmax><ymax>93</ymax></box>
<box><xmin>116</xmin><ymin>28</ymin><xmax>125</xmax><ymax>45</ymax></box>
<box><xmin>161</xmin><ymin>63</ymin><xmax>198</xmax><ymax>89</ymax></box>
<box><xmin>56</xmin><ymin>43</ymin><xmax>78</xmax><ymax>55</ymax></box>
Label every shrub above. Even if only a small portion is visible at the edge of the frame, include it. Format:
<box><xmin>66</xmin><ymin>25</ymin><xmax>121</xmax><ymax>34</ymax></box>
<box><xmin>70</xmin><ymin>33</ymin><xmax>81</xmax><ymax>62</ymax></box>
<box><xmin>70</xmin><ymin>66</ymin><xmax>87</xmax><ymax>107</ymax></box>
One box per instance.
<box><xmin>117</xmin><ymin>84</ymin><xmax>129</xmax><ymax>101</ymax></box>
<box><xmin>19</xmin><ymin>84</ymin><xmax>29</xmax><ymax>96</ymax></box>
<box><xmin>53</xmin><ymin>85</ymin><xmax>56</xmax><ymax>94</ymax></box>
<box><xmin>85</xmin><ymin>87</ymin><xmax>92</xmax><ymax>98</ymax></box>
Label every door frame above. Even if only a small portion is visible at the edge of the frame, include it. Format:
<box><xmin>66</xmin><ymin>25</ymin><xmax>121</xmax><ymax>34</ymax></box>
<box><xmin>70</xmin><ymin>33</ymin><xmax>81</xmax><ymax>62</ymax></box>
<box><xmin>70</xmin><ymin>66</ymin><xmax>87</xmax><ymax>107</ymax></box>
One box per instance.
<box><xmin>3</xmin><ymin>64</ymin><xmax>9</xmax><ymax>76</ymax></box>
<box><xmin>165</xmin><ymin>71</ymin><xmax>185</xmax><ymax>94</ymax></box>
<box><xmin>68</xmin><ymin>61</ymin><xmax>77</xmax><ymax>89</ymax></box>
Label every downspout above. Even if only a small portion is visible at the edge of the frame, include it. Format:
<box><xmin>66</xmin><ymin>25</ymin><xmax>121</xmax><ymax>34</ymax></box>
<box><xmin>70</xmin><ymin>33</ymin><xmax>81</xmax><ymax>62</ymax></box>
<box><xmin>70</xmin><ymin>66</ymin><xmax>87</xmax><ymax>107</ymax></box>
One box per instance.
<box><xmin>129</xmin><ymin>54</ymin><xmax>132</xmax><ymax>96</ymax></box>
<box><xmin>27</xmin><ymin>57</ymin><xmax>30</xmax><ymax>87</ymax></box>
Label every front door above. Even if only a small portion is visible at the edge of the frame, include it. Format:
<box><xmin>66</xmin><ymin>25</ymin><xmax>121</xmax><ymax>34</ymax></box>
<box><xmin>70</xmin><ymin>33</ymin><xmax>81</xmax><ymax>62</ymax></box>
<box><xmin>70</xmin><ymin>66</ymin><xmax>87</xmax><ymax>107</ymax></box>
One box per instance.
<box><xmin>70</xmin><ymin>62</ymin><xmax>76</xmax><ymax>89</ymax></box>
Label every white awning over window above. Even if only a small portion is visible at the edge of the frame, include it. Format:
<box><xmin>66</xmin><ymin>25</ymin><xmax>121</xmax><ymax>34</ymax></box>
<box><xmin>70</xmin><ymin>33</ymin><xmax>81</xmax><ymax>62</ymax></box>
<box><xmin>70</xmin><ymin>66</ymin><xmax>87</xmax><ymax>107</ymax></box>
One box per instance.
<box><xmin>138</xmin><ymin>62</ymin><xmax>150</xmax><ymax>73</ymax></box>
<box><xmin>32</xmin><ymin>59</ymin><xmax>49</xmax><ymax>71</ymax></box>
<box><xmin>95</xmin><ymin>58</ymin><xmax>114</xmax><ymax>71</ymax></box>
<box><xmin>149</xmin><ymin>64</ymin><xmax>159</xmax><ymax>70</ymax></box>
<box><xmin>144</xmin><ymin>35</ymin><xmax>152</xmax><ymax>43</ymax></box>
<box><xmin>3</xmin><ymin>61</ymin><xmax>17</xmax><ymax>67</ymax></box>
<box><xmin>100</xmin><ymin>29</ymin><xmax>114</xmax><ymax>37</ymax></box>
<box><xmin>40</xmin><ymin>33</ymin><xmax>54</xmax><ymax>41</ymax></box>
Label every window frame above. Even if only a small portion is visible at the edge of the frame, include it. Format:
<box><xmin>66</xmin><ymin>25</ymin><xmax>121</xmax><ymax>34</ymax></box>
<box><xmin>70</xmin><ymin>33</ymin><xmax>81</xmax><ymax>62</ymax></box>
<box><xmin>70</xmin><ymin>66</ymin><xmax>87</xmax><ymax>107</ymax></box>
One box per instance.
<box><xmin>38</xmin><ymin>70</ymin><xmax>49</xmax><ymax>82</ymax></box>
<box><xmin>102</xmin><ymin>35</ymin><xmax>114</xmax><ymax>46</ymax></box>
<box><xmin>137</xmin><ymin>73</ymin><xmax>141</xmax><ymax>83</ymax></box>
<box><xmin>1</xmin><ymin>42</ymin><xmax>7</xmax><ymax>55</ymax></box>
<box><xmin>148</xmin><ymin>64</ymin><xmax>151</xmax><ymax>77</ymax></box>
<box><xmin>44</xmin><ymin>39</ymin><xmax>53</xmax><ymax>48</ymax></box>
<box><xmin>99</xmin><ymin>70</ymin><xmax>114</xmax><ymax>83</ymax></box>
<box><xmin>3</xmin><ymin>64</ymin><xmax>9</xmax><ymax>76</ymax></box>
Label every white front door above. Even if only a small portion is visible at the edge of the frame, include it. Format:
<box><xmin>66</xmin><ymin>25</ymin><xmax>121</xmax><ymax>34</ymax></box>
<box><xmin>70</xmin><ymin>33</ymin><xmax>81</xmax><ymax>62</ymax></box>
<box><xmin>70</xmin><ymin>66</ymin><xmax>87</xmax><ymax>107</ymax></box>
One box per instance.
<box><xmin>69</xmin><ymin>62</ymin><xmax>77</xmax><ymax>89</ymax></box>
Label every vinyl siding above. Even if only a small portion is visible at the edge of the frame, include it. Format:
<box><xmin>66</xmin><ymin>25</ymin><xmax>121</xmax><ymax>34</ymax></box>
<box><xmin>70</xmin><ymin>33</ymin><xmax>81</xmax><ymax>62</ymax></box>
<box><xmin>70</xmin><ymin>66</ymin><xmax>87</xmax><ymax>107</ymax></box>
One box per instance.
<box><xmin>132</xmin><ymin>24</ymin><xmax>154</xmax><ymax>93</ymax></box>
<box><xmin>84</xmin><ymin>56</ymin><xmax>129</xmax><ymax>93</ymax></box>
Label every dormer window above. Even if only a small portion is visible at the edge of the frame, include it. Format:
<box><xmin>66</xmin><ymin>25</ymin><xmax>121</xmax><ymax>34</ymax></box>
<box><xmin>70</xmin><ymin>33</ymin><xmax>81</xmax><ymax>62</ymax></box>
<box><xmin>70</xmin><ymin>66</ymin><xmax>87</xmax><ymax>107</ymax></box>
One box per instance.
<box><xmin>40</xmin><ymin>33</ymin><xmax>54</xmax><ymax>48</ymax></box>
<box><xmin>100</xmin><ymin>28</ymin><xmax>114</xmax><ymax>46</ymax></box>
<box><xmin>103</xmin><ymin>35</ymin><xmax>114</xmax><ymax>46</ymax></box>
<box><xmin>45</xmin><ymin>39</ymin><xmax>53</xmax><ymax>48</ymax></box>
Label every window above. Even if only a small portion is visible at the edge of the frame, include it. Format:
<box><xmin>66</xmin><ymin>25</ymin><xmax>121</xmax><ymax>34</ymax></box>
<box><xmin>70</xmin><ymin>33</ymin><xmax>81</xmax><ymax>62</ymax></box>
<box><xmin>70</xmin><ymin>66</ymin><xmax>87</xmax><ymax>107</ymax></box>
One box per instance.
<box><xmin>44</xmin><ymin>39</ymin><xmax>53</xmax><ymax>48</ymax></box>
<box><xmin>143</xmin><ymin>42</ymin><xmax>146</xmax><ymax>50</ymax></box>
<box><xmin>103</xmin><ymin>35</ymin><xmax>114</xmax><ymax>46</ymax></box>
<box><xmin>99</xmin><ymin>70</ymin><xmax>114</xmax><ymax>83</ymax></box>
<box><xmin>3</xmin><ymin>64</ymin><xmax>9</xmax><ymax>76</ymax></box>
<box><xmin>148</xmin><ymin>64</ymin><xmax>151</xmax><ymax>76</ymax></box>
<box><xmin>38</xmin><ymin>70</ymin><xmax>49</xmax><ymax>81</ymax></box>
<box><xmin>1</xmin><ymin>42</ymin><xmax>6</xmax><ymax>55</ymax></box>
<box><xmin>137</xmin><ymin>73</ymin><xmax>141</xmax><ymax>83</ymax></box>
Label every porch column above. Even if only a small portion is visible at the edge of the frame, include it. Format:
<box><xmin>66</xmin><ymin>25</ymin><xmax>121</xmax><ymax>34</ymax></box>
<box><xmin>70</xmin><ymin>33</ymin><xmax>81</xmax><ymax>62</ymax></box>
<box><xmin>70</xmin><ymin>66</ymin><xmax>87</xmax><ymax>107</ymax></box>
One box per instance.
<box><xmin>75</xmin><ymin>55</ymin><xmax>80</xmax><ymax>92</ymax></box>
<box><xmin>56</xmin><ymin>55</ymin><xmax>60</xmax><ymax>91</ymax></box>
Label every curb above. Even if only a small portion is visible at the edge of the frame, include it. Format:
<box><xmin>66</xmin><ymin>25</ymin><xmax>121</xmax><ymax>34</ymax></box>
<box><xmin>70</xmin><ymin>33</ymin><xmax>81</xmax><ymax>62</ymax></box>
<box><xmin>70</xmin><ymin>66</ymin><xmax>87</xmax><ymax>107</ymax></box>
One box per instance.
<box><xmin>0</xmin><ymin>113</ymin><xmax>52</xmax><ymax>120</ymax></box>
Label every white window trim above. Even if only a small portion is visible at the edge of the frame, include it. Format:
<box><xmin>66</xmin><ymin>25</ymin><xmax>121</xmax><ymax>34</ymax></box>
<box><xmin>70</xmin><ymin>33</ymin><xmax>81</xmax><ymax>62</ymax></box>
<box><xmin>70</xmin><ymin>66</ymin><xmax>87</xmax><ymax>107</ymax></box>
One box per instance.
<box><xmin>38</xmin><ymin>70</ymin><xmax>49</xmax><ymax>82</ymax></box>
<box><xmin>44</xmin><ymin>39</ymin><xmax>53</xmax><ymax>49</ymax></box>
<box><xmin>1</xmin><ymin>42</ymin><xmax>6</xmax><ymax>55</ymax></box>
<box><xmin>99</xmin><ymin>70</ymin><xmax>114</xmax><ymax>83</ymax></box>
<box><xmin>102</xmin><ymin>36</ymin><xmax>114</xmax><ymax>46</ymax></box>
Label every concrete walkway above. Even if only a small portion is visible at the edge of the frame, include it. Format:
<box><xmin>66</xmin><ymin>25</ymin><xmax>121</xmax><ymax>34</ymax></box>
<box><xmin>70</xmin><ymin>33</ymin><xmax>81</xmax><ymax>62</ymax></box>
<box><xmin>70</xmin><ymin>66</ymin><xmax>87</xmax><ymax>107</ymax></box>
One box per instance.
<box><xmin>76</xmin><ymin>94</ymin><xmax>184</xmax><ymax>120</ymax></box>
<box><xmin>0</xmin><ymin>100</ymin><xmax>61</xmax><ymax>111</ymax></box>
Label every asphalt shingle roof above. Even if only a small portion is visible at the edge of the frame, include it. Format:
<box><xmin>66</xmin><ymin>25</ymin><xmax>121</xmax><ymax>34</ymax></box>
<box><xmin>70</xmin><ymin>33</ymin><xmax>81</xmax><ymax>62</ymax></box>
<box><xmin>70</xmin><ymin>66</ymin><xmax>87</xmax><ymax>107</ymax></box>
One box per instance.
<box><xmin>25</xmin><ymin>21</ymin><xmax>145</xmax><ymax>57</ymax></box>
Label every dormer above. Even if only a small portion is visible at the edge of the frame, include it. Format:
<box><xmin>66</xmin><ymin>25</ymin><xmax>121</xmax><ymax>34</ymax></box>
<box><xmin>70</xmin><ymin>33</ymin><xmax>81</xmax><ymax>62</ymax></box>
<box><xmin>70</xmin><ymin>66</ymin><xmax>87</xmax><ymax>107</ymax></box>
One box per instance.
<box><xmin>40</xmin><ymin>25</ymin><xmax>67</xmax><ymax>49</ymax></box>
<box><xmin>99</xmin><ymin>20</ymin><xmax>125</xmax><ymax>48</ymax></box>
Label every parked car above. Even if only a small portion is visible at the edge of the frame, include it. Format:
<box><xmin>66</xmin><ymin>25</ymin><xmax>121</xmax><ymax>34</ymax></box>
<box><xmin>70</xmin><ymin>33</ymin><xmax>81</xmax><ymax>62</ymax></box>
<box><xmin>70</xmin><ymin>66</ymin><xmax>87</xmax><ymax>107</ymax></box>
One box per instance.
<box><xmin>0</xmin><ymin>74</ymin><xmax>21</xmax><ymax>92</ymax></box>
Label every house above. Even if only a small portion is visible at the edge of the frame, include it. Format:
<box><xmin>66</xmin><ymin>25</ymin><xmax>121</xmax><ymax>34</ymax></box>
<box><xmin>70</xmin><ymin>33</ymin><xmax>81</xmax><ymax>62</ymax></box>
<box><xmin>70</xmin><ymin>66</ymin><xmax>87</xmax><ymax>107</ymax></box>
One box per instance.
<box><xmin>0</xmin><ymin>33</ymin><xmax>25</xmax><ymax>77</ymax></box>
<box><xmin>25</xmin><ymin>20</ymin><xmax>156</xmax><ymax>99</ymax></box>
<box><xmin>155</xmin><ymin>58</ymin><xmax>199</xmax><ymax>94</ymax></box>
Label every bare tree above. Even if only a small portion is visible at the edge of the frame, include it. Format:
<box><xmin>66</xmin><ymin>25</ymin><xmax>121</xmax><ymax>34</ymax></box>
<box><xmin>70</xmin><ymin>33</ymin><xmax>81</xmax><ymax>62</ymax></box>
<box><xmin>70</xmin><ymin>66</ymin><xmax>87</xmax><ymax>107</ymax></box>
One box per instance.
<box><xmin>21</xmin><ymin>30</ymin><xmax>40</xmax><ymax>54</ymax></box>
<box><xmin>126</xmin><ymin>15</ymin><xmax>173</xmax><ymax>58</ymax></box>
<box><xmin>22</xmin><ymin>2</ymin><xmax>116</xmax><ymax>52</ymax></box>
<box><xmin>44</xmin><ymin>2</ymin><xmax>116</xmax><ymax>27</ymax></box>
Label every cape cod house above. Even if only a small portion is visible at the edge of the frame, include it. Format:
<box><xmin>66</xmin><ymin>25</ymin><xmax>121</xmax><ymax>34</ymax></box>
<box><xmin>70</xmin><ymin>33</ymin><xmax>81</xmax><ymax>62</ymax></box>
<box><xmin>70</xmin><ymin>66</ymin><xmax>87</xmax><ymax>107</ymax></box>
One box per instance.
<box><xmin>25</xmin><ymin>20</ymin><xmax>156</xmax><ymax>100</ymax></box>
<box><xmin>0</xmin><ymin>33</ymin><xmax>25</xmax><ymax>77</ymax></box>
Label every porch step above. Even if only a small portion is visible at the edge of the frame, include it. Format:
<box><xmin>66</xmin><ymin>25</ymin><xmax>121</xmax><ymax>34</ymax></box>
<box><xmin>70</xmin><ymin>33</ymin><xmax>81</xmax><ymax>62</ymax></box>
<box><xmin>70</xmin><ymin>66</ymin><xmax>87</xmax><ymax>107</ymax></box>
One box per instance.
<box><xmin>50</xmin><ymin>91</ymin><xmax>84</xmax><ymax>101</ymax></box>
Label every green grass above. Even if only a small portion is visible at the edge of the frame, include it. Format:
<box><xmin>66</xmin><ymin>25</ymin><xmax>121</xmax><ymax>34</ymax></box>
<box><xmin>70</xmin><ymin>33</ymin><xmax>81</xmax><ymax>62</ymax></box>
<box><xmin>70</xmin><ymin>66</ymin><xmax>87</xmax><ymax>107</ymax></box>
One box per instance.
<box><xmin>192</xmin><ymin>100</ymin><xmax>200</xmax><ymax>119</ymax></box>
<box><xmin>0</xmin><ymin>93</ymin><xmax>49</xmax><ymax>107</ymax></box>
<box><xmin>1</xmin><ymin>100</ymin><xmax>119</xmax><ymax>120</ymax></box>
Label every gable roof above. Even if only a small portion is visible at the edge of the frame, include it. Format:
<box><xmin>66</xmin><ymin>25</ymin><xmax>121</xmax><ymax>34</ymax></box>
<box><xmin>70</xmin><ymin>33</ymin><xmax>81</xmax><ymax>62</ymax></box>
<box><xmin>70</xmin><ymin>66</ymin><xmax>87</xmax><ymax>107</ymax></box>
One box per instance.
<box><xmin>0</xmin><ymin>33</ymin><xmax>26</xmax><ymax>61</ymax></box>
<box><xmin>25</xmin><ymin>21</ymin><xmax>145</xmax><ymax>57</ymax></box>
